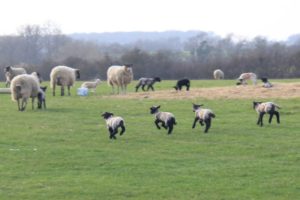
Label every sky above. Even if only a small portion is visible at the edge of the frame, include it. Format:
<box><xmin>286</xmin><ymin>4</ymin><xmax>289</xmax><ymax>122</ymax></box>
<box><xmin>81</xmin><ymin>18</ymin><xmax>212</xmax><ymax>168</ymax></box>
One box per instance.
<box><xmin>1</xmin><ymin>0</ymin><xmax>300</xmax><ymax>40</ymax></box>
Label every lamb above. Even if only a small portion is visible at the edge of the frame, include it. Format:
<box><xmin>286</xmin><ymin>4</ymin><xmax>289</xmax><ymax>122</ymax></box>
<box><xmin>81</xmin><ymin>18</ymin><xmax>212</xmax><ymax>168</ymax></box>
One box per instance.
<box><xmin>81</xmin><ymin>79</ymin><xmax>101</xmax><ymax>92</ymax></box>
<box><xmin>236</xmin><ymin>72</ymin><xmax>257</xmax><ymax>85</ymax></box>
<box><xmin>192</xmin><ymin>103</ymin><xmax>216</xmax><ymax>133</ymax></box>
<box><xmin>261</xmin><ymin>77</ymin><xmax>273</xmax><ymax>88</ymax></box>
<box><xmin>150</xmin><ymin>105</ymin><xmax>177</xmax><ymax>134</ymax></box>
<box><xmin>101</xmin><ymin>112</ymin><xmax>126</xmax><ymax>139</ymax></box>
<box><xmin>50</xmin><ymin>65</ymin><xmax>80</xmax><ymax>96</ymax></box>
<box><xmin>4</xmin><ymin>66</ymin><xmax>27</xmax><ymax>87</ymax></box>
<box><xmin>107</xmin><ymin>64</ymin><xmax>133</xmax><ymax>94</ymax></box>
<box><xmin>253</xmin><ymin>101</ymin><xmax>280</xmax><ymax>127</ymax></box>
<box><xmin>10</xmin><ymin>72</ymin><xmax>41</xmax><ymax>111</ymax></box>
<box><xmin>37</xmin><ymin>86</ymin><xmax>47</xmax><ymax>109</ymax></box>
<box><xmin>213</xmin><ymin>69</ymin><xmax>224</xmax><ymax>80</ymax></box>
<box><xmin>135</xmin><ymin>77</ymin><xmax>161</xmax><ymax>92</ymax></box>
<box><xmin>174</xmin><ymin>78</ymin><xmax>190</xmax><ymax>91</ymax></box>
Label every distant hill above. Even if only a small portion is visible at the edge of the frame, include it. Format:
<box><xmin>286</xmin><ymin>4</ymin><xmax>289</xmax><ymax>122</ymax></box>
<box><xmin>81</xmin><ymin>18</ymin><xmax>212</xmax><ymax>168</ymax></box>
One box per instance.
<box><xmin>69</xmin><ymin>31</ymin><xmax>204</xmax><ymax>45</ymax></box>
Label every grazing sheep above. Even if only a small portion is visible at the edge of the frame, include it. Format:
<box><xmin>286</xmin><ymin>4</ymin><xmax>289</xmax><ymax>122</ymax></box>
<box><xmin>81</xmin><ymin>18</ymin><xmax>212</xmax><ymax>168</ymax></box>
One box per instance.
<box><xmin>81</xmin><ymin>79</ymin><xmax>101</xmax><ymax>93</ymax></box>
<box><xmin>135</xmin><ymin>77</ymin><xmax>161</xmax><ymax>92</ymax></box>
<box><xmin>192</xmin><ymin>103</ymin><xmax>216</xmax><ymax>133</ymax></box>
<box><xmin>261</xmin><ymin>77</ymin><xmax>273</xmax><ymax>88</ymax></box>
<box><xmin>150</xmin><ymin>105</ymin><xmax>177</xmax><ymax>134</ymax></box>
<box><xmin>37</xmin><ymin>86</ymin><xmax>47</xmax><ymax>109</ymax></box>
<box><xmin>107</xmin><ymin>64</ymin><xmax>133</xmax><ymax>94</ymax></box>
<box><xmin>101</xmin><ymin>112</ymin><xmax>126</xmax><ymax>139</ymax></box>
<box><xmin>236</xmin><ymin>72</ymin><xmax>257</xmax><ymax>85</ymax></box>
<box><xmin>50</xmin><ymin>65</ymin><xmax>80</xmax><ymax>96</ymax></box>
<box><xmin>10</xmin><ymin>72</ymin><xmax>41</xmax><ymax>111</ymax></box>
<box><xmin>4</xmin><ymin>66</ymin><xmax>27</xmax><ymax>87</ymax></box>
<box><xmin>174</xmin><ymin>78</ymin><xmax>190</xmax><ymax>91</ymax></box>
<box><xmin>213</xmin><ymin>69</ymin><xmax>224</xmax><ymax>80</ymax></box>
<box><xmin>253</xmin><ymin>101</ymin><xmax>280</xmax><ymax>127</ymax></box>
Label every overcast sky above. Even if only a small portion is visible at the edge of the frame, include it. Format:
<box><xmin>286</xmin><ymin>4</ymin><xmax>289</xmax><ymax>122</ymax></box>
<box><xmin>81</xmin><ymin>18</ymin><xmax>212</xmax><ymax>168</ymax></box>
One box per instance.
<box><xmin>1</xmin><ymin>0</ymin><xmax>299</xmax><ymax>40</ymax></box>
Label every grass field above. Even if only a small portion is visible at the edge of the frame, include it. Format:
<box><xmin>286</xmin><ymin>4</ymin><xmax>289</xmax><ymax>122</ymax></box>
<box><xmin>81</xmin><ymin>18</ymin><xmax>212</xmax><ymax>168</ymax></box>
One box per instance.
<box><xmin>0</xmin><ymin>80</ymin><xmax>299</xmax><ymax>200</ymax></box>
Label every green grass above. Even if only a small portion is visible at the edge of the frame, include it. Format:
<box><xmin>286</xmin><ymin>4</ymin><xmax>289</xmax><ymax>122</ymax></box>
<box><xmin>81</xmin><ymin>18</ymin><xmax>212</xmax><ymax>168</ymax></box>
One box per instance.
<box><xmin>0</xmin><ymin>80</ymin><xmax>299</xmax><ymax>200</ymax></box>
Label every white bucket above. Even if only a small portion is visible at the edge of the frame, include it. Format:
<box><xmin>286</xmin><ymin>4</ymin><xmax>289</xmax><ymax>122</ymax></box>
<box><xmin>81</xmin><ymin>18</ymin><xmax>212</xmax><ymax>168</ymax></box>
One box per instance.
<box><xmin>77</xmin><ymin>87</ymin><xmax>88</xmax><ymax>96</ymax></box>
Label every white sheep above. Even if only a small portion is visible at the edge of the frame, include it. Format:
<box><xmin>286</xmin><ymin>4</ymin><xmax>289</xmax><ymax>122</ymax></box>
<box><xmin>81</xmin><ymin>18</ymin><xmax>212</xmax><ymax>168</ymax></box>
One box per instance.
<box><xmin>101</xmin><ymin>112</ymin><xmax>126</xmax><ymax>139</ymax></box>
<box><xmin>253</xmin><ymin>101</ymin><xmax>280</xmax><ymax>126</ymax></box>
<box><xmin>81</xmin><ymin>79</ymin><xmax>101</xmax><ymax>93</ymax></box>
<box><xmin>150</xmin><ymin>105</ymin><xmax>177</xmax><ymax>134</ymax></box>
<box><xmin>213</xmin><ymin>69</ymin><xmax>224</xmax><ymax>80</ymax></box>
<box><xmin>10</xmin><ymin>72</ymin><xmax>41</xmax><ymax>111</ymax></box>
<box><xmin>236</xmin><ymin>72</ymin><xmax>257</xmax><ymax>85</ymax></box>
<box><xmin>107</xmin><ymin>64</ymin><xmax>133</xmax><ymax>94</ymax></box>
<box><xmin>50</xmin><ymin>65</ymin><xmax>80</xmax><ymax>96</ymax></box>
<box><xmin>192</xmin><ymin>103</ymin><xmax>216</xmax><ymax>133</ymax></box>
<box><xmin>4</xmin><ymin>66</ymin><xmax>27</xmax><ymax>87</ymax></box>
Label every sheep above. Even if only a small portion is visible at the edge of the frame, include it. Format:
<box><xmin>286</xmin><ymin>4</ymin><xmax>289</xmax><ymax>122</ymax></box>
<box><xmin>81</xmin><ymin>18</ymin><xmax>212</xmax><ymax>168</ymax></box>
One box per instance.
<box><xmin>107</xmin><ymin>64</ymin><xmax>133</xmax><ymax>94</ymax></box>
<box><xmin>81</xmin><ymin>79</ymin><xmax>101</xmax><ymax>93</ymax></box>
<box><xmin>192</xmin><ymin>103</ymin><xmax>216</xmax><ymax>133</ymax></box>
<box><xmin>10</xmin><ymin>72</ymin><xmax>41</xmax><ymax>111</ymax></box>
<box><xmin>261</xmin><ymin>77</ymin><xmax>273</xmax><ymax>88</ymax></box>
<box><xmin>174</xmin><ymin>78</ymin><xmax>190</xmax><ymax>91</ymax></box>
<box><xmin>213</xmin><ymin>69</ymin><xmax>224</xmax><ymax>80</ymax></box>
<box><xmin>50</xmin><ymin>65</ymin><xmax>80</xmax><ymax>96</ymax></box>
<box><xmin>4</xmin><ymin>66</ymin><xmax>27</xmax><ymax>87</ymax></box>
<box><xmin>150</xmin><ymin>105</ymin><xmax>177</xmax><ymax>134</ymax></box>
<box><xmin>37</xmin><ymin>86</ymin><xmax>47</xmax><ymax>109</ymax></box>
<box><xmin>135</xmin><ymin>77</ymin><xmax>161</xmax><ymax>92</ymax></box>
<box><xmin>236</xmin><ymin>72</ymin><xmax>257</xmax><ymax>85</ymax></box>
<box><xmin>101</xmin><ymin>112</ymin><xmax>126</xmax><ymax>139</ymax></box>
<box><xmin>253</xmin><ymin>101</ymin><xmax>280</xmax><ymax>127</ymax></box>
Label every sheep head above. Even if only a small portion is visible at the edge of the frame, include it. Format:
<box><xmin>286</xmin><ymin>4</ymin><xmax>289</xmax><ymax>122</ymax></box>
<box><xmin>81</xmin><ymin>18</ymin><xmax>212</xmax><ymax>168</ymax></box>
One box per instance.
<box><xmin>101</xmin><ymin>112</ymin><xmax>114</xmax><ymax>119</ymax></box>
<box><xmin>192</xmin><ymin>103</ymin><xmax>204</xmax><ymax>112</ymax></box>
<box><xmin>75</xmin><ymin>69</ymin><xmax>80</xmax><ymax>79</ymax></box>
<box><xmin>150</xmin><ymin>105</ymin><xmax>160</xmax><ymax>114</ymax></box>
<box><xmin>253</xmin><ymin>101</ymin><xmax>262</xmax><ymax>110</ymax></box>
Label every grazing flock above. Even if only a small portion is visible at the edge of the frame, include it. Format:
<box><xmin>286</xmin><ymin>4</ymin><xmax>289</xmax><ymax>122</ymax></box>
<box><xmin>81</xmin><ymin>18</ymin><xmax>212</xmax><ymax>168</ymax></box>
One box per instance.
<box><xmin>3</xmin><ymin>65</ymin><xmax>282</xmax><ymax>139</ymax></box>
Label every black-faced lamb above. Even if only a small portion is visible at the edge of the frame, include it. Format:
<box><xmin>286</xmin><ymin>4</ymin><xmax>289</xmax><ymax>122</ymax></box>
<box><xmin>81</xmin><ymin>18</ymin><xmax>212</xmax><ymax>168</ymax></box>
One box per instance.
<box><xmin>236</xmin><ymin>72</ymin><xmax>257</xmax><ymax>85</ymax></box>
<box><xmin>135</xmin><ymin>77</ymin><xmax>161</xmax><ymax>92</ymax></box>
<box><xmin>50</xmin><ymin>65</ymin><xmax>80</xmax><ymax>96</ymax></box>
<box><xmin>37</xmin><ymin>86</ymin><xmax>47</xmax><ymax>109</ymax></box>
<box><xmin>150</xmin><ymin>105</ymin><xmax>177</xmax><ymax>134</ymax></box>
<box><xmin>253</xmin><ymin>101</ymin><xmax>280</xmax><ymax>127</ymax></box>
<box><xmin>192</xmin><ymin>103</ymin><xmax>216</xmax><ymax>133</ymax></box>
<box><xmin>174</xmin><ymin>78</ymin><xmax>190</xmax><ymax>91</ymax></box>
<box><xmin>261</xmin><ymin>77</ymin><xmax>273</xmax><ymax>88</ymax></box>
<box><xmin>213</xmin><ymin>69</ymin><xmax>224</xmax><ymax>80</ymax></box>
<box><xmin>107</xmin><ymin>64</ymin><xmax>133</xmax><ymax>94</ymax></box>
<box><xmin>101</xmin><ymin>112</ymin><xmax>126</xmax><ymax>139</ymax></box>
<box><xmin>10</xmin><ymin>72</ymin><xmax>41</xmax><ymax>111</ymax></box>
<box><xmin>81</xmin><ymin>79</ymin><xmax>101</xmax><ymax>93</ymax></box>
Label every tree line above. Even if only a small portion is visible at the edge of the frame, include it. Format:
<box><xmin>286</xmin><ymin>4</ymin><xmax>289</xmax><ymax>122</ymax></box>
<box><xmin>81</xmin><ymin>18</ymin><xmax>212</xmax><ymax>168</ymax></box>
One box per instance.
<box><xmin>1</xmin><ymin>24</ymin><xmax>300</xmax><ymax>81</ymax></box>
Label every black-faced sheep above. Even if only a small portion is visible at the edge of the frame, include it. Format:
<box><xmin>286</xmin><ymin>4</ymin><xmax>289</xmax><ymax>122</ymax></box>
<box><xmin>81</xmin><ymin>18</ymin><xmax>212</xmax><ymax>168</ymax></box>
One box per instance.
<box><xmin>10</xmin><ymin>72</ymin><xmax>41</xmax><ymax>111</ymax></box>
<box><xmin>174</xmin><ymin>78</ymin><xmax>190</xmax><ymax>91</ymax></box>
<box><xmin>261</xmin><ymin>77</ymin><xmax>273</xmax><ymax>88</ymax></box>
<box><xmin>192</xmin><ymin>103</ymin><xmax>216</xmax><ymax>133</ymax></box>
<box><xmin>135</xmin><ymin>77</ymin><xmax>161</xmax><ymax>92</ymax></box>
<box><xmin>81</xmin><ymin>79</ymin><xmax>101</xmax><ymax>93</ymax></box>
<box><xmin>4</xmin><ymin>66</ymin><xmax>27</xmax><ymax>87</ymax></box>
<box><xmin>37</xmin><ymin>86</ymin><xmax>47</xmax><ymax>109</ymax></box>
<box><xmin>50</xmin><ymin>65</ymin><xmax>80</xmax><ymax>96</ymax></box>
<box><xmin>213</xmin><ymin>69</ymin><xmax>224</xmax><ymax>80</ymax></box>
<box><xmin>101</xmin><ymin>112</ymin><xmax>126</xmax><ymax>139</ymax></box>
<box><xmin>150</xmin><ymin>105</ymin><xmax>177</xmax><ymax>134</ymax></box>
<box><xmin>107</xmin><ymin>64</ymin><xmax>133</xmax><ymax>94</ymax></box>
<box><xmin>253</xmin><ymin>101</ymin><xmax>280</xmax><ymax>127</ymax></box>
<box><xmin>236</xmin><ymin>72</ymin><xmax>257</xmax><ymax>85</ymax></box>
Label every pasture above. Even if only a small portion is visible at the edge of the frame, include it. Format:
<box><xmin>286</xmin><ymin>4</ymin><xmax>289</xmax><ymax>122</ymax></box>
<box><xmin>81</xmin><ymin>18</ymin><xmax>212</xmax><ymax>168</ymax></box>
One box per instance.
<box><xmin>0</xmin><ymin>80</ymin><xmax>299</xmax><ymax>200</ymax></box>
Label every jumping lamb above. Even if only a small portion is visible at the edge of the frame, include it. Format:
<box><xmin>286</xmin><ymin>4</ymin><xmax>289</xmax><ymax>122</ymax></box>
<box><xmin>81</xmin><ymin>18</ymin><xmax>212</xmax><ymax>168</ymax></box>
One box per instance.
<box><xmin>50</xmin><ymin>65</ymin><xmax>80</xmax><ymax>96</ymax></box>
<box><xmin>101</xmin><ymin>112</ymin><xmax>126</xmax><ymax>139</ymax></box>
<box><xmin>10</xmin><ymin>72</ymin><xmax>41</xmax><ymax>111</ymax></box>
<box><xmin>253</xmin><ymin>101</ymin><xmax>280</xmax><ymax>127</ymax></box>
<box><xmin>4</xmin><ymin>66</ymin><xmax>27</xmax><ymax>87</ymax></box>
<box><xmin>213</xmin><ymin>69</ymin><xmax>224</xmax><ymax>80</ymax></box>
<box><xmin>135</xmin><ymin>77</ymin><xmax>161</xmax><ymax>92</ymax></box>
<box><xmin>192</xmin><ymin>103</ymin><xmax>216</xmax><ymax>133</ymax></box>
<box><xmin>150</xmin><ymin>105</ymin><xmax>177</xmax><ymax>134</ymax></box>
<box><xmin>236</xmin><ymin>72</ymin><xmax>257</xmax><ymax>85</ymax></box>
<box><xmin>81</xmin><ymin>79</ymin><xmax>101</xmax><ymax>92</ymax></box>
<box><xmin>107</xmin><ymin>64</ymin><xmax>133</xmax><ymax>94</ymax></box>
<box><xmin>174</xmin><ymin>78</ymin><xmax>190</xmax><ymax>91</ymax></box>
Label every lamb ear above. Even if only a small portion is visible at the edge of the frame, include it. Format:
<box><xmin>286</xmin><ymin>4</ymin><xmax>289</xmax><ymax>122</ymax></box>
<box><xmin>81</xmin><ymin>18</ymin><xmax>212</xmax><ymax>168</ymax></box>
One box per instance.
<box><xmin>157</xmin><ymin>105</ymin><xmax>161</xmax><ymax>109</ymax></box>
